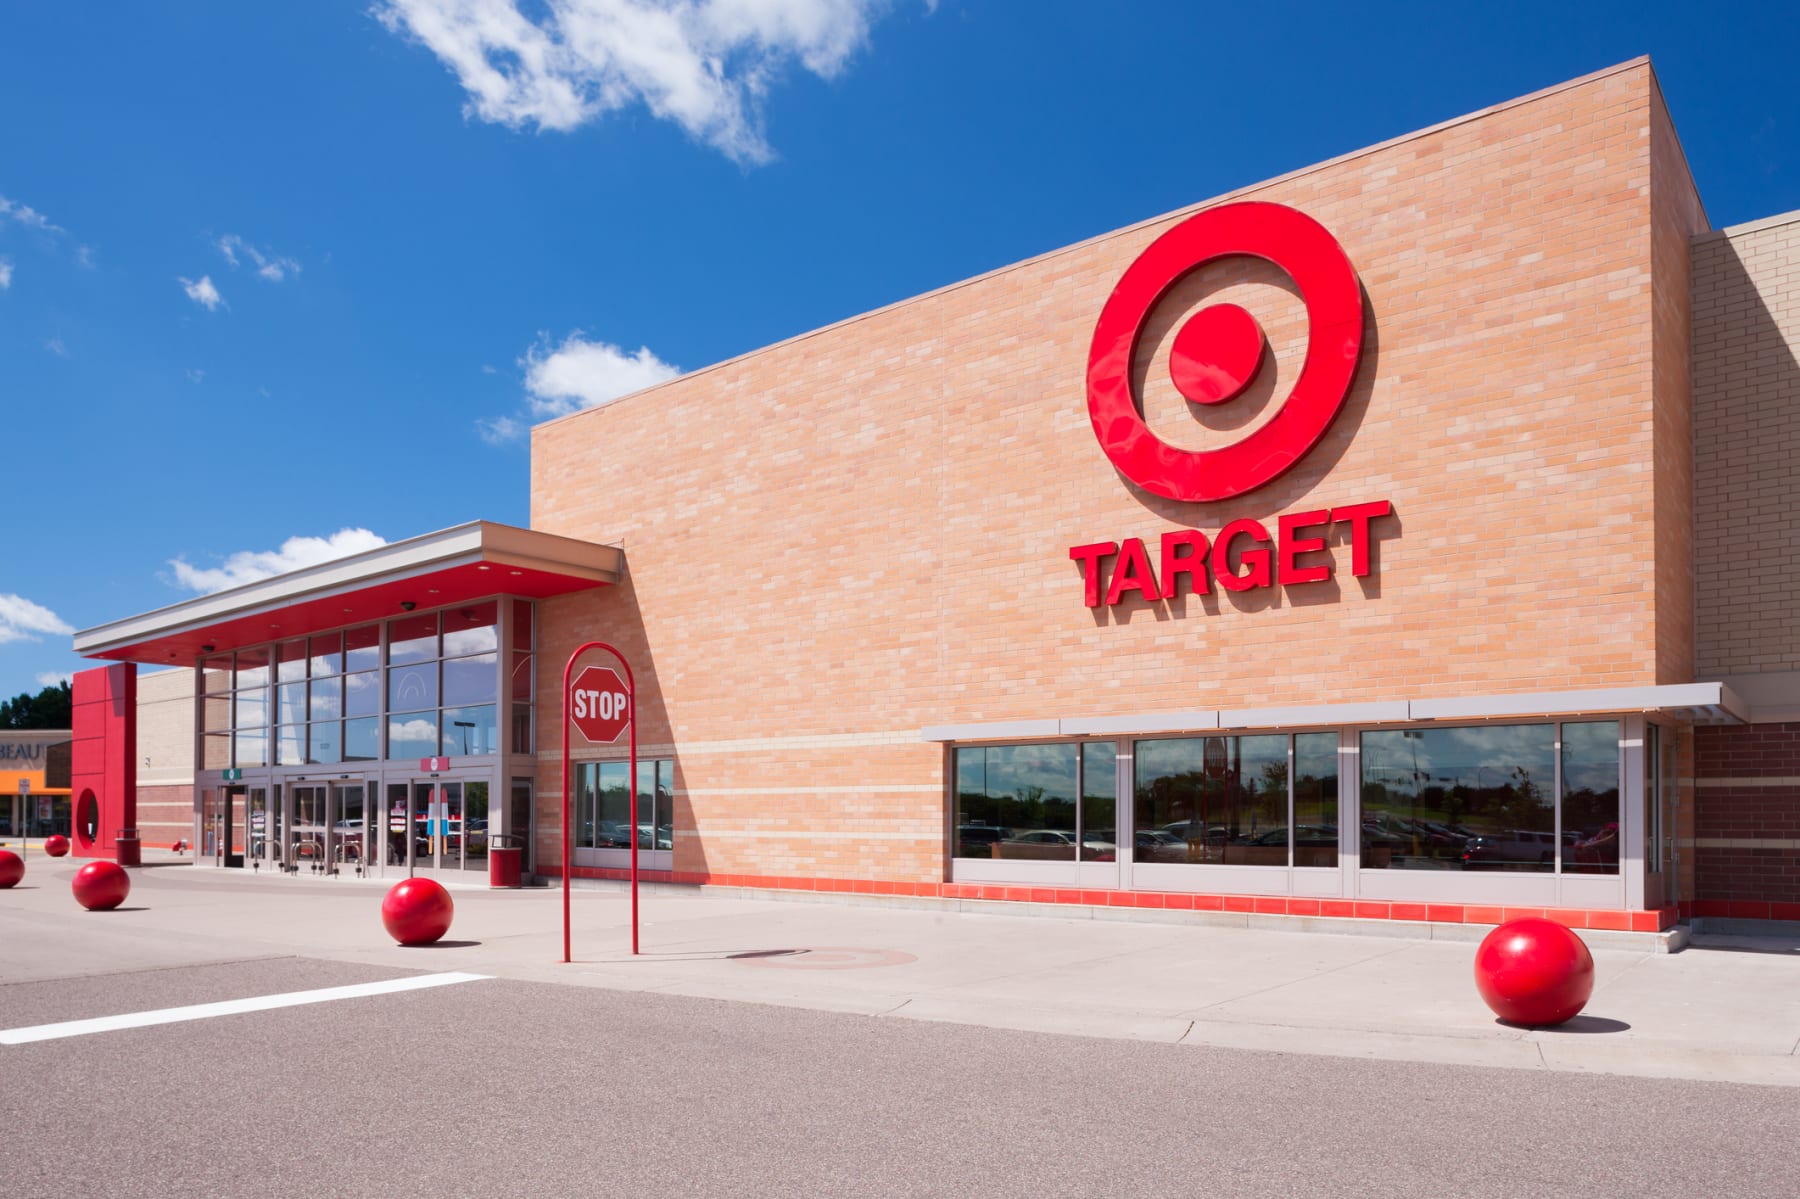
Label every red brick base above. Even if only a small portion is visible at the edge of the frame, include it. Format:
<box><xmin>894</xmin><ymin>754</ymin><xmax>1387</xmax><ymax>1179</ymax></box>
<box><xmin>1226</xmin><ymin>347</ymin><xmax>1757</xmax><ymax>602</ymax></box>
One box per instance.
<box><xmin>547</xmin><ymin>865</ymin><xmax>1677</xmax><ymax>933</ymax></box>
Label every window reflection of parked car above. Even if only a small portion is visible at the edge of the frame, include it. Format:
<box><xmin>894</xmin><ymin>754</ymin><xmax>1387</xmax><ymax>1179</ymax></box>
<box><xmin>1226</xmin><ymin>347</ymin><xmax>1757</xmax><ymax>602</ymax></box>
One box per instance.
<box><xmin>1136</xmin><ymin>830</ymin><xmax>1186</xmax><ymax>850</ymax></box>
<box><xmin>1571</xmin><ymin>822</ymin><xmax>1619</xmax><ymax>872</ymax></box>
<box><xmin>1158</xmin><ymin>822</ymin><xmax>1228</xmax><ymax>844</ymax></box>
<box><xmin>999</xmin><ymin>829</ymin><xmax>1116</xmax><ymax>861</ymax></box>
<box><xmin>1461</xmin><ymin>829</ymin><xmax>1557</xmax><ymax>869</ymax></box>
<box><xmin>956</xmin><ymin>824</ymin><xmax>1012</xmax><ymax>857</ymax></box>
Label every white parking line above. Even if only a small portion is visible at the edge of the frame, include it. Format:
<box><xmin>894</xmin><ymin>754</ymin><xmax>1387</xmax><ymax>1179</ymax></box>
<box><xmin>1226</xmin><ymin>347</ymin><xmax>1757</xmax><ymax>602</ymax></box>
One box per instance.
<box><xmin>0</xmin><ymin>972</ymin><xmax>491</xmax><ymax>1045</ymax></box>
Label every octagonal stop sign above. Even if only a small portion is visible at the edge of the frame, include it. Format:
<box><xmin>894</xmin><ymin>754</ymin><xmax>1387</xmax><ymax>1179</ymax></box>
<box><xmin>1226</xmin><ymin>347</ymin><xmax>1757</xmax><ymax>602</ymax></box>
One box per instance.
<box><xmin>570</xmin><ymin>665</ymin><xmax>632</xmax><ymax>743</ymax></box>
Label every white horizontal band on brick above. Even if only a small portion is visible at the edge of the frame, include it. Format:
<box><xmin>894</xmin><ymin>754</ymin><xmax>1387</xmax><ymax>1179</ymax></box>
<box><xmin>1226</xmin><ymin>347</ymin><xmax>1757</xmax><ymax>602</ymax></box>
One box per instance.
<box><xmin>538</xmin><ymin>730</ymin><xmax>919</xmax><ymax>762</ymax></box>
<box><xmin>0</xmin><ymin>972</ymin><xmax>490</xmax><ymax>1045</ymax></box>
<box><xmin>1691</xmin><ymin>837</ymin><xmax>1800</xmax><ymax>850</ymax></box>
<box><xmin>679</xmin><ymin>785</ymin><xmax>942</xmax><ymax>797</ymax></box>
<box><xmin>1695</xmin><ymin>777</ymin><xmax>1800</xmax><ymax>787</ymax></box>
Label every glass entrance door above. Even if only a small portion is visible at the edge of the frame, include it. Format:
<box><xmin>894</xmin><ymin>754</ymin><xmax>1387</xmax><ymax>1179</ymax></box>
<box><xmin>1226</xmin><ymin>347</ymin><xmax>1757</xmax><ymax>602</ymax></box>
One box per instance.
<box><xmin>332</xmin><ymin>783</ymin><xmax>367</xmax><ymax>876</ymax></box>
<box><xmin>291</xmin><ymin>785</ymin><xmax>328</xmax><ymax>872</ymax></box>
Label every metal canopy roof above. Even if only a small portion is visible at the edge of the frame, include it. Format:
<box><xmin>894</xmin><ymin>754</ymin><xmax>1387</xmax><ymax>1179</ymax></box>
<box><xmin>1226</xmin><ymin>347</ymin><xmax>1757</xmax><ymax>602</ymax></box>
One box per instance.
<box><xmin>72</xmin><ymin>522</ymin><xmax>622</xmax><ymax>666</ymax></box>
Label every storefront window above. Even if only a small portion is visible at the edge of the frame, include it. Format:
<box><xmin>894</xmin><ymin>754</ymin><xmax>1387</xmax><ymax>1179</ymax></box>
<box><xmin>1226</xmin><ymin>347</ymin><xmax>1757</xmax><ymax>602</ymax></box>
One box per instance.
<box><xmin>1080</xmin><ymin>743</ymin><xmax>1116</xmax><ymax>860</ymax></box>
<box><xmin>1294</xmin><ymin>732</ymin><xmax>1340</xmax><ymax>868</ymax></box>
<box><xmin>954</xmin><ymin>744</ymin><xmax>1079</xmax><ymax>860</ymax></box>
<box><xmin>574</xmin><ymin>759</ymin><xmax>673</xmax><ymax>850</ymax></box>
<box><xmin>442</xmin><ymin>706</ymin><xmax>497</xmax><ymax>756</ymax></box>
<box><xmin>1360</xmin><ymin>726</ymin><xmax>1556</xmax><ymax>871</ymax></box>
<box><xmin>1563</xmin><ymin>721</ymin><xmax>1620</xmax><ymax>875</ymax></box>
<box><xmin>387</xmin><ymin>713</ymin><xmax>438</xmax><ymax>760</ymax></box>
<box><xmin>1135</xmin><ymin>735</ymin><xmax>1288</xmax><ymax>865</ymax></box>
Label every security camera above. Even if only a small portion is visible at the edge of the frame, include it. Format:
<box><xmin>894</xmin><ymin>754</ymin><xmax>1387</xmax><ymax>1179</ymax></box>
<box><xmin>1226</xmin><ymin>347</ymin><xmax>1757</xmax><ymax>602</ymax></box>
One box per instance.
<box><xmin>400</xmin><ymin>601</ymin><xmax>417</xmax><ymax>611</ymax></box>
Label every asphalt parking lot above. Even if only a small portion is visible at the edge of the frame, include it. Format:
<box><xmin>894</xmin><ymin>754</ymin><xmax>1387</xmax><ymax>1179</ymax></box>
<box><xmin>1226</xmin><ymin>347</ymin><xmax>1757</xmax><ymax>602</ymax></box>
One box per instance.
<box><xmin>5</xmin><ymin>857</ymin><xmax>1800</xmax><ymax>1196</ymax></box>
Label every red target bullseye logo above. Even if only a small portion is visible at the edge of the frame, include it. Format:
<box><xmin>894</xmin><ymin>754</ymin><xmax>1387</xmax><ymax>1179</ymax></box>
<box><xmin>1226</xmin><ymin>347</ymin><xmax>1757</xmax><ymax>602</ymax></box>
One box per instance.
<box><xmin>1087</xmin><ymin>201</ymin><xmax>1364</xmax><ymax>502</ymax></box>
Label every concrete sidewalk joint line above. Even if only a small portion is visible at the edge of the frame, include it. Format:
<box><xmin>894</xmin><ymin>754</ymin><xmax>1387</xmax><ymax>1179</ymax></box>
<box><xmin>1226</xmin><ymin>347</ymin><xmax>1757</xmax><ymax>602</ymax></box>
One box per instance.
<box><xmin>0</xmin><ymin>972</ymin><xmax>491</xmax><ymax>1045</ymax></box>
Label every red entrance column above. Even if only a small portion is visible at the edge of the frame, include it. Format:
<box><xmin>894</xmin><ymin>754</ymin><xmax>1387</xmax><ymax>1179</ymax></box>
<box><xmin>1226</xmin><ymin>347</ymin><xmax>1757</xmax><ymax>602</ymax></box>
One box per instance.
<box><xmin>69</xmin><ymin>664</ymin><xmax>138</xmax><ymax>862</ymax></box>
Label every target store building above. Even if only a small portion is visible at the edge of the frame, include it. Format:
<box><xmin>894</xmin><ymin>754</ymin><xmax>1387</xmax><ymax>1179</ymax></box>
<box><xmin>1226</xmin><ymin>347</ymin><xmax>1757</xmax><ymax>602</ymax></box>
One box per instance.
<box><xmin>70</xmin><ymin>59</ymin><xmax>1800</xmax><ymax>936</ymax></box>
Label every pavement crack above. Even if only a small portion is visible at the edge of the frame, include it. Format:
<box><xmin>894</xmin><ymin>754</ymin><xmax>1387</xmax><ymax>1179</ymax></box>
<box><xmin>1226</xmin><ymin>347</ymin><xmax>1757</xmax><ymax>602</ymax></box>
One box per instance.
<box><xmin>875</xmin><ymin>998</ymin><xmax>913</xmax><ymax>1018</ymax></box>
<box><xmin>1535</xmin><ymin>1041</ymin><xmax>1549</xmax><ymax>1069</ymax></box>
<box><xmin>1174</xmin><ymin>1019</ymin><xmax>1196</xmax><ymax>1045</ymax></box>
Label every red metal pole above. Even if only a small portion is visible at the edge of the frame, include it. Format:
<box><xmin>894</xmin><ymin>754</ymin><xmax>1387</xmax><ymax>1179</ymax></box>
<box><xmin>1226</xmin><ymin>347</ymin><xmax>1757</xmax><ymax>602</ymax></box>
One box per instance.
<box><xmin>561</xmin><ymin>641</ymin><xmax>639</xmax><ymax>962</ymax></box>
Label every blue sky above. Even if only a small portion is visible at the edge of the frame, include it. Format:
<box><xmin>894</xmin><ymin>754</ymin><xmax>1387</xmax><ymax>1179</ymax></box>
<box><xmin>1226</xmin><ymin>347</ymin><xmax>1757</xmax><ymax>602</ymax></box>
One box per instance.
<box><xmin>2</xmin><ymin>0</ymin><xmax>1796</xmax><ymax>697</ymax></box>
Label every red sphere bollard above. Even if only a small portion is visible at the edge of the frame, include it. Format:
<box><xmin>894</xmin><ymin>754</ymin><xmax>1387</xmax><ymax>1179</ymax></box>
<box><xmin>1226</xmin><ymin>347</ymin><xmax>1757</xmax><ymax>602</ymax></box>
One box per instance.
<box><xmin>44</xmin><ymin>834</ymin><xmax>70</xmax><ymax>857</ymax></box>
<box><xmin>1473</xmin><ymin>917</ymin><xmax>1595</xmax><ymax>1026</ymax></box>
<box><xmin>0</xmin><ymin>849</ymin><xmax>23</xmax><ymax>888</ymax></box>
<box><xmin>381</xmin><ymin>878</ymin><xmax>454</xmax><ymax>946</ymax></box>
<box><xmin>72</xmin><ymin>860</ymin><xmax>132</xmax><ymax>911</ymax></box>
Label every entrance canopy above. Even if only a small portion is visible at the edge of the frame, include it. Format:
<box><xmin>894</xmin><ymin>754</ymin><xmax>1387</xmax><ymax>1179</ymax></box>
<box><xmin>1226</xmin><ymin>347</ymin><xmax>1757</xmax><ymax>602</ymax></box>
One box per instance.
<box><xmin>73</xmin><ymin>522</ymin><xmax>622</xmax><ymax>665</ymax></box>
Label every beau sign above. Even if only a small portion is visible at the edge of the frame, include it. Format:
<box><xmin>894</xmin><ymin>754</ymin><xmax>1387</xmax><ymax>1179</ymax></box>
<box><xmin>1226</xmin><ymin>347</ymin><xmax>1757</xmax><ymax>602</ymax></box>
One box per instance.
<box><xmin>571</xmin><ymin>665</ymin><xmax>631</xmax><ymax>744</ymax></box>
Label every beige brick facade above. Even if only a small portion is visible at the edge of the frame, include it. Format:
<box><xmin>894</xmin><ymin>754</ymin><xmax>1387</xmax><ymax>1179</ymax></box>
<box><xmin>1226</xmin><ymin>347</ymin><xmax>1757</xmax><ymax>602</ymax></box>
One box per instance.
<box><xmin>1693</xmin><ymin>212</ymin><xmax>1800</xmax><ymax>677</ymax></box>
<box><xmin>530</xmin><ymin>61</ymin><xmax>1701</xmax><ymax>883</ymax></box>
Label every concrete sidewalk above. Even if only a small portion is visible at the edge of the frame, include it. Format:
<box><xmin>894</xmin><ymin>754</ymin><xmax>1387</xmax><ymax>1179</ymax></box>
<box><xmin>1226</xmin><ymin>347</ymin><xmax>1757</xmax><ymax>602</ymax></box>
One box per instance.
<box><xmin>3</xmin><ymin>853</ymin><xmax>1798</xmax><ymax>1088</ymax></box>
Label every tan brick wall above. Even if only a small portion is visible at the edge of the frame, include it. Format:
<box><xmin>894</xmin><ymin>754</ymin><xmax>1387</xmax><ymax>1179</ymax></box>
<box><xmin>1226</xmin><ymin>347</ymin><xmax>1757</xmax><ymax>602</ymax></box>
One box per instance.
<box><xmin>135</xmin><ymin>668</ymin><xmax>194</xmax><ymax>846</ymax></box>
<box><xmin>531</xmin><ymin>63</ymin><xmax>1686</xmax><ymax>882</ymax></box>
<box><xmin>1693</xmin><ymin>212</ymin><xmax>1800</xmax><ymax>675</ymax></box>
<box><xmin>1649</xmin><ymin>77</ymin><xmax>1709</xmax><ymax>684</ymax></box>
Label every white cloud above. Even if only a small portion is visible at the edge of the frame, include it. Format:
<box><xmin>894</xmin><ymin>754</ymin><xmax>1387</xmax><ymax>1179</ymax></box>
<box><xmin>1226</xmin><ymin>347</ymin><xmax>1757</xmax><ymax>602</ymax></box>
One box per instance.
<box><xmin>46</xmin><ymin>337</ymin><xmax>67</xmax><ymax>357</ymax></box>
<box><xmin>0</xmin><ymin>594</ymin><xmax>75</xmax><ymax>646</ymax></box>
<box><xmin>0</xmin><ymin>193</ymin><xmax>65</xmax><ymax>234</ymax></box>
<box><xmin>376</xmin><ymin>0</ymin><xmax>894</xmax><ymax>164</ymax></box>
<box><xmin>186</xmin><ymin>368</ymin><xmax>205</xmax><ymax>383</ymax></box>
<box><xmin>75</xmin><ymin>245</ymin><xmax>95</xmax><ymax>269</ymax></box>
<box><xmin>180</xmin><ymin>275</ymin><xmax>224</xmax><ymax>310</ymax></box>
<box><xmin>0</xmin><ymin>259</ymin><xmax>10</xmax><ymax>288</ymax></box>
<box><xmin>35</xmin><ymin>672</ymin><xmax>73</xmax><ymax>689</ymax></box>
<box><xmin>217</xmin><ymin>233</ymin><xmax>301</xmax><ymax>282</ymax></box>
<box><xmin>522</xmin><ymin>330</ymin><xmax>680</xmax><ymax>417</ymax></box>
<box><xmin>477</xmin><ymin>415</ymin><xmax>524</xmax><ymax>444</ymax></box>
<box><xmin>169</xmin><ymin>528</ymin><xmax>388</xmax><ymax>594</ymax></box>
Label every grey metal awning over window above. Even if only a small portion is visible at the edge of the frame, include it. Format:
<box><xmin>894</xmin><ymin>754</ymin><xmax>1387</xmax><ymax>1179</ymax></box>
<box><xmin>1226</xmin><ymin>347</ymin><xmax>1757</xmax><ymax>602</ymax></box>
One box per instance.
<box><xmin>921</xmin><ymin>682</ymin><xmax>1747</xmax><ymax>742</ymax></box>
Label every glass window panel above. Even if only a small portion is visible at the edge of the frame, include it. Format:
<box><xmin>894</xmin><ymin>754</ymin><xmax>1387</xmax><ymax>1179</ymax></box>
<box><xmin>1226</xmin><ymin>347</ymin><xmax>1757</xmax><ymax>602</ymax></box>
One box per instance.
<box><xmin>954</xmin><ymin>749</ymin><xmax>991</xmax><ymax>858</ymax></box>
<box><xmin>236</xmin><ymin>729</ymin><xmax>268</xmax><ymax>768</ymax></box>
<box><xmin>1294</xmin><ymin>733</ymin><xmax>1340</xmax><ymax>868</ymax></box>
<box><xmin>441</xmin><ymin>706</ymin><xmax>497</xmax><ymax>756</ymax></box>
<box><xmin>1081</xmin><ymin>743</ymin><xmax>1117</xmax><ymax>860</ymax></box>
<box><xmin>344</xmin><ymin>717</ymin><xmax>379</xmax><ymax>762</ymax></box>
<box><xmin>277</xmin><ymin>639</ymin><xmax>307</xmax><ymax>682</ymax></box>
<box><xmin>512</xmin><ymin>600</ymin><xmax>533</xmax><ymax>652</ymax></box>
<box><xmin>463</xmin><ymin>781</ymin><xmax>490</xmax><ymax>870</ymax></box>
<box><xmin>511</xmin><ymin>652</ymin><xmax>532</xmax><ymax>702</ymax></box>
<box><xmin>442</xmin><ymin>601</ymin><xmax>498</xmax><ymax>657</ymax></box>
<box><xmin>202</xmin><ymin>655</ymin><xmax>233</xmax><ymax>694</ymax></box>
<box><xmin>1136</xmin><ymin>736</ymin><xmax>1285</xmax><ymax>865</ymax></box>
<box><xmin>443</xmin><ymin>652</ymin><xmax>498</xmax><ymax>707</ymax></box>
<box><xmin>574</xmin><ymin>763</ymin><xmax>597</xmax><ymax>849</ymax></box>
<box><xmin>597</xmin><ymin>761</ymin><xmax>632</xmax><ymax>847</ymax></box>
<box><xmin>235</xmin><ymin>647</ymin><xmax>271</xmax><ymax>688</ymax></box>
<box><xmin>344</xmin><ymin>670</ymin><xmax>379</xmax><ymax>718</ymax></box>
<box><xmin>1361</xmin><ymin>725</ymin><xmax>1554</xmax><ymax>872</ymax></box>
<box><xmin>308</xmin><ymin>721</ymin><xmax>343</xmax><ymax>765</ymax></box>
<box><xmin>309</xmin><ymin>676</ymin><xmax>343</xmax><ymax>721</ymax></box>
<box><xmin>952</xmin><ymin>744</ymin><xmax>1079</xmax><ymax>861</ymax></box>
<box><xmin>277</xmin><ymin>682</ymin><xmax>308</xmax><ymax>726</ymax></box>
<box><xmin>387</xmin><ymin>613</ymin><xmax>438</xmax><ymax>665</ymax></box>
<box><xmin>388</xmin><ymin>663</ymin><xmax>438</xmax><ymax>713</ymax></box>
<box><xmin>511</xmin><ymin>704</ymin><xmax>533</xmax><ymax>755</ymax></box>
<box><xmin>344</xmin><ymin>624</ymin><xmax>380</xmax><ymax>672</ymax></box>
<box><xmin>203</xmin><ymin>695</ymin><xmax>232</xmax><ymax>734</ymax></box>
<box><xmin>234</xmin><ymin>687</ymin><xmax>269</xmax><ymax>730</ymax></box>
<box><xmin>309</xmin><ymin>632</ymin><xmax>343</xmax><ymax>677</ymax></box>
<box><xmin>1563</xmin><ymin>721</ymin><xmax>1620</xmax><ymax>876</ymax></box>
<box><xmin>658</xmin><ymin>760</ymin><xmax>674</xmax><ymax>850</ymax></box>
<box><xmin>277</xmin><ymin>725</ymin><xmax>306</xmax><ymax>766</ymax></box>
<box><xmin>387</xmin><ymin>712</ymin><xmax>439</xmax><ymax>760</ymax></box>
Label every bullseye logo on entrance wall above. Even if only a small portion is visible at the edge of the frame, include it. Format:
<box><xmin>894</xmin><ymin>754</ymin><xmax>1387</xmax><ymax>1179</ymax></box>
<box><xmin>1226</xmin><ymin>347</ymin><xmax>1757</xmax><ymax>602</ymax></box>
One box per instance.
<box><xmin>1086</xmin><ymin>201</ymin><xmax>1365</xmax><ymax>502</ymax></box>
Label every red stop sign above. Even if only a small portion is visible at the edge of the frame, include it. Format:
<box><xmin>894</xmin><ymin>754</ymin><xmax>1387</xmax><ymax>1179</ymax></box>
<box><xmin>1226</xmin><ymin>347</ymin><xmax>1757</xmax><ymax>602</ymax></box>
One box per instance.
<box><xmin>570</xmin><ymin>665</ymin><xmax>631</xmax><ymax>743</ymax></box>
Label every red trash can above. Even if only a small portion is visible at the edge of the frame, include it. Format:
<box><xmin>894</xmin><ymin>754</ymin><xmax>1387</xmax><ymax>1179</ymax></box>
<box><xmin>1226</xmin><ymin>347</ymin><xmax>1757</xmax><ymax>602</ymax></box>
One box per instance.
<box><xmin>115</xmin><ymin>828</ymin><xmax>142</xmax><ymax>868</ymax></box>
<box><xmin>488</xmin><ymin>845</ymin><xmax>522</xmax><ymax>889</ymax></box>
